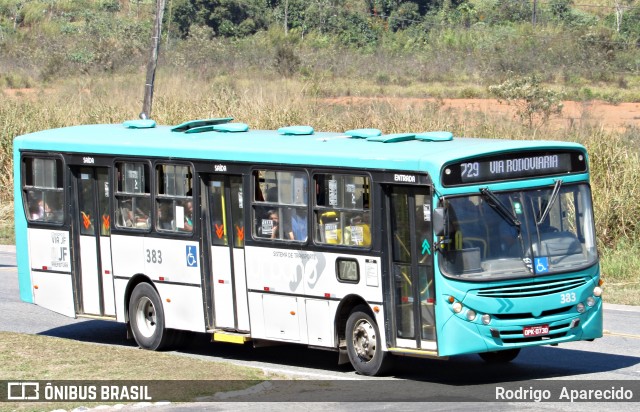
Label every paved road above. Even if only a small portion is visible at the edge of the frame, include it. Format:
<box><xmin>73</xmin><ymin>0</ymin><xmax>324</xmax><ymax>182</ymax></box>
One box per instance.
<box><xmin>1</xmin><ymin>245</ymin><xmax>639</xmax><ymax>409</ymax></box>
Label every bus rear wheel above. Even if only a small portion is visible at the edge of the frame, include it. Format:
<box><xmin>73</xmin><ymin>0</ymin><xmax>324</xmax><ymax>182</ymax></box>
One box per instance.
<box><xmin>479</xmin><ymin>348</ymin><xmax>521</xmax><ymax>363</ymax></box>
<box><xmin>129</xmin><ymin>282</ymin><xmax>172</xmax><ymax>351</ymax></box>
<box><xmin>346</xmin><ymin>305</ymin><xmax>391</xmax><ymax>376</ymax></box>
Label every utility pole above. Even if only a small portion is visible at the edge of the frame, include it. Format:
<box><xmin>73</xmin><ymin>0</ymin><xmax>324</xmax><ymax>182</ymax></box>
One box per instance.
<box><xmin>141</xmin><ymin>0</ymin><xmax>166</xmax><ymax>120</ymax></box>
<box><xmin>532</xmin><ymin>0</ymin><xmax>537</xmax><ymax>26</ymax></box>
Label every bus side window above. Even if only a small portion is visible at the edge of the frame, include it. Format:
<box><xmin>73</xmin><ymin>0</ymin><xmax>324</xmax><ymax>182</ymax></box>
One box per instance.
<box><xmin>115</xmin><ymin>162</ymin><xmax>151</xmax><ymax>230</ymax></box>
<box><xmin>22</xmin><ymin>157</ymin><xmax>64</xmax><ymax>224</ymax></box>
<box><xmin>313</xmin><ymin>173</ymin><xmax>370</xmax><ymax>248</ymax></box>
<box><xmin>252</xmin><ymin>169</ymin><xmax>308</xmax><ymax>242</ymax></box>
<box><xmin>155</xmin><ymin>163</ymin><xmax>193</xmax><ymax>233</ymax></box>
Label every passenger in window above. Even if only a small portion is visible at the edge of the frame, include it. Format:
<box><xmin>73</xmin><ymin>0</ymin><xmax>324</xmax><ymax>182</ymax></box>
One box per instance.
<box><xmin>288</xmin><ymin>209</ymin><xmax>307</xmax><ymax>241</ymax></box>
<box><xmin>158</xmin><ymin>202</ymin><xmax>174</xmax><ymax>230</ymax></box>
<box><xmin>183</xmin><ymin>200</ymin><xmax>194</xmax><ymax>232</ymax></box>
<box><xmin>28</xmin><ymin>195</ymin><xmax>45</xmax><ymax>220</ymax></box>
<box><xmin>134</xmin><ymin>203</ymin><xmax>150</xmax><ymax>229</ymax></box>
<box><xmin>118</xmin><ymin>199</ymin><xmax>134</xmax><ymax>227</ymax></box>
<box><xmin>259</xmin><ymin>210</ymin><xmax>279</xmax><ymax>238</ymax></box>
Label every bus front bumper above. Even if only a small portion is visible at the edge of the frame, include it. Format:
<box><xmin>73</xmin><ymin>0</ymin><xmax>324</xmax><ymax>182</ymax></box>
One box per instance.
<box><xmin>437</xmin><ymin>300</ymin><xmax>603</xmax><ymax>357</ymax></box>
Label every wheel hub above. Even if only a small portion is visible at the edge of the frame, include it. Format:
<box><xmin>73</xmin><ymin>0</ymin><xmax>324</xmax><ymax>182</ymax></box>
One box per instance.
<box><xmin>135</xmin><ymin>296</ymin><xmax>157</xmax><ymax>338</ymax></box>
<box><xmin>352</xmin><ymin>319</ymin><xmax>376</xmax><ymax>361</ymax></box>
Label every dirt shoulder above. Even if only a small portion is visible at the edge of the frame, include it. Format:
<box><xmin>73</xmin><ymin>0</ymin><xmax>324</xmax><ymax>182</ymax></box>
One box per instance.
<box><xmin>323</xmin><ymin>97</ymin><xmax>640</xmax><ymax>132</ymax></box>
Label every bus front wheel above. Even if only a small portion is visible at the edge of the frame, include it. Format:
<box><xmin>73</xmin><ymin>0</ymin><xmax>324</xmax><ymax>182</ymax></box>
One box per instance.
<box><xmin>346</xmin><ymin>305</ymin><xmax>391</xmax><ymax>376</ymax></box>
<box><xmin>479</xmin><ymin>348</ymin><xmax>521</xmax><ymax>363</ymax></box>
<box><xmin>129</xmin><ymin>282</ymin><xmax>172</xmax><ymax>351</ymax></box>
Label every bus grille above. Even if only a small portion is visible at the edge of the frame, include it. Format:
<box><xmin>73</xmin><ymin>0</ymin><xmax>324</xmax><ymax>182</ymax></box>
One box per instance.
<box><xmin>491</xmin><ymin>306</ymin><xmax>573</xmax><ymax>320</ymax></box>
<box><xmin>474</xmin><ymin>277</ymin><xmax>588</xmax><ymax>298</ymax></box>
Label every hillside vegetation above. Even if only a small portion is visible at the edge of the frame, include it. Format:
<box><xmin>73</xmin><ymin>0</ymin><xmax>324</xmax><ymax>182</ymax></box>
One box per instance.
<box><xmin>1</xmin><ymin>0</ymin><xmax>639</xmax><ymax>303</ymax></box>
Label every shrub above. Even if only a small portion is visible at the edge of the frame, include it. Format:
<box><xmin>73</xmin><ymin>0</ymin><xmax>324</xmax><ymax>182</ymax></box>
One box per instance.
<box><xmin>274</xmin><ymin>44</ymin><xmax>300</xmax><ymax>78</ymax></box>
<box><xmin>489</xmin><ymin>74</ymin><xmax>564</xmax><ymax>128</ymax></box>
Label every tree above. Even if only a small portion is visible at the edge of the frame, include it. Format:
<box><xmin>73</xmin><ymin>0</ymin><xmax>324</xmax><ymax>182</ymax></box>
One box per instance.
<box><xmin>389</xmin><ymin>2</ymin><xmax>420</xmax><ymax>31</ymax></box>
<box><xmin>171</xmin><ymin>0</ymin><xmax>268</xmax><ymax>38</ymax></box>
<box><xmin>489</xmin><ymin>75</ymin><xmax>564</xmax><ymax>129</ymax></box>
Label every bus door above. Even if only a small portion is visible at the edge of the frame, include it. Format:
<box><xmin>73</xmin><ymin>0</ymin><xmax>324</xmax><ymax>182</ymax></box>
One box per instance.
<box><xmin>385</xmin><ymin>185</ymin><xmax>436</xmax><ymax>350</ymax></box>
<box><xmin>202</xmin><ymin>175</ymin><xmax>249</xmax><ymax>331</ymax></box>
<box><xmin>72</xmin><ymin>166</ymin><xmax>115</xmax><ymax>317</ymax></box>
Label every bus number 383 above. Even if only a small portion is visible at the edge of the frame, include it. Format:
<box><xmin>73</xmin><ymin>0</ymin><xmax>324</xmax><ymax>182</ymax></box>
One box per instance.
<box><xmin>146</xmin><ymin>249</ymin><xmax>163</xmax><ymax>264</ymax></box>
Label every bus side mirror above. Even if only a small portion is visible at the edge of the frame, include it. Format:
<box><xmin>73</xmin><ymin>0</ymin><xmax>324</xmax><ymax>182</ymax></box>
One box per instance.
<box><xmin>433</xmin><ymin>207</ymin><xmax>447</xmax><ymax>237</ymax></box>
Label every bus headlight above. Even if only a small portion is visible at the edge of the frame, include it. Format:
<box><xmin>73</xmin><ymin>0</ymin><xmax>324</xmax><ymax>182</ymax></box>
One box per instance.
<box><xmin>593</xmin><ymin>286</ymin><xmax>603</xmax><ymax>297</ymax></box>
<box><xmin>586</xmin><ymin>297</ymin><xmax>595</xmax><ymax>307</ymax></box>
<box><xmin>452</xmin><ymin>302</ymin><xmax>463</xmax><ymax>313</ymax></box>
<box><xmin>466</xmin><ymin>309</ymin><xmax>477</xmax><ymax>321</ymax></box>
<box><xmin>576</xmin><ymin>303</ymin><xmax>585</xmax><ymax>313</ymax></box>
<box><xmin>482</xmin><ymin>314</ymin><xmax>491</xmax><ymax>325</ymax></box>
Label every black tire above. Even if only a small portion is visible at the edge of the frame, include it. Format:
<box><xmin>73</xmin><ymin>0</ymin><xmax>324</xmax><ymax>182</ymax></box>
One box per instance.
<box><xmin>129</xmin><ymin>282</ymin><xmax>172</xmax><ymax>351</ymax></box>
<box><xmin>478</xmin><ymin>348</ymin><xmax>521</xmax><ymax>363</ymax></box>
<box><xmin>346</xmin><ymin>305</ymin><xmax>392</xmax><ymax>376</ymax></box>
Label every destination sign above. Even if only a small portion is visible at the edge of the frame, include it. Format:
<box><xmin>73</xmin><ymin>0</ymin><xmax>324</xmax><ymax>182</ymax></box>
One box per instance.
<box><xmin>441</xmin><ymin>150</ymin><xmax>587</xmax><ymax>186</ymax></box>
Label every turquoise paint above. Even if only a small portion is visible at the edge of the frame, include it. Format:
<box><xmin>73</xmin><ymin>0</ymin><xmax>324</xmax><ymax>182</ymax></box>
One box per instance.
<box><xmin>12</xmin><ymin>137</ymin><xmax>33</xmax><ymax>303</ymax></box>
<box><xmin>14</xmin><ymin>125</ymin><xmax>587</xmax><ymax>183</ymax></box>
<box><xmin>277</xmin><ymin>125</ymin><xmax>314</xmax><ymax>135</ymax></box>
<box><xmin>344</xmin><ymin>128</ymin><xmax>382</xmax><ymax>138</ymax></box>
<box><xmin>122</xmin><ymin>119</ymin><xmax>156</xmax><ymax>129</ymax></box>
<box><xmin>416</xmin><ymin>131</ymin><xmax>453</xmax><ymax>142</ymax></box>
<box><xmin>366</xmin><ymin>133</ymin><xmax>416</xmax><ymax>143</ymax></box>
<box><xmin>171</xmin><ymin>117</ymin><xmax>234</xmax><ymax>132</ymax></box>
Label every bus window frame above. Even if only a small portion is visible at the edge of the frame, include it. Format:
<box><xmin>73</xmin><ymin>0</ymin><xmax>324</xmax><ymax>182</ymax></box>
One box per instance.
<box><xmin>311</xmin><ymin>170</ymin><xmax>373</xmax><ymax>250</ymax></box>
<box><xmin>21</xmin><ymin>153</ymin><xmax>66</xmax><ymax>227</ymax></box>
<box><xmin>113</xmin><ymin>158</ymin><xmax>153</xmax><ymax>233</ymax></box>
<box><xmin>250</xmin><ymin>167</ymin><xmax>310</xmax><ymax>244</ymax></box>
<box><xmin>153</xmin><ymin>160</ymin><xmax>196</xmax><ymax>237</ymax></box>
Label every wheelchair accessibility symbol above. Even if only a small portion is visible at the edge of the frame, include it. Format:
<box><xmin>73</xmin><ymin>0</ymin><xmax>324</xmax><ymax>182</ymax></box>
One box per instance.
<box><xmin>186</xmin><ymin>245</ymin><xmax>198</xmax><ymax>267</ymax></box>
<box><xmin>534</xmin><ymin>257</ymin><xmax>549</xmax><ymax>274</ymax></box>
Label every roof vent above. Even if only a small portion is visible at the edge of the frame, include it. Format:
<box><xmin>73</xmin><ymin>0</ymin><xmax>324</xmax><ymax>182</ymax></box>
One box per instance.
<box><xmin>367</xmin><ymin>133</ymin><xmax>416</xmax><ymax>143</ymax></box>
<box><xmin>184</xmin><ymin>123</ymin><xmax>249</xmax><ymax>134</ymax></box>
<box><xmin>345</xmin><ymin>128</ymin><xmax>382</xmax><ymax>139</ymax></box>
<box><xmin>416</xmin><ymin>131</ymin><xmax>453</xmax><ymax>142</ymax></box>
<box><xmin>278</xmin><ymin>126</ymin><xmax>314</xmax><ymax>135</ymax></box>
<box><xmin>123</xmin><ymin>119</ymin><xmax>156</xmax><ymax>129</ymax></box>
<box><xmin>171</xmin><ymin>117</ymin><xmax>233</xmax><ymax>132</ymax></box>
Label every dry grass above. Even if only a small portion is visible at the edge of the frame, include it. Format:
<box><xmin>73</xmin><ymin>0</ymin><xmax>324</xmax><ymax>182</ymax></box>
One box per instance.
<box><xmin>0</xmin><ymin>331</ymin><xmax>268</xmax><ymax>411</ymax></box>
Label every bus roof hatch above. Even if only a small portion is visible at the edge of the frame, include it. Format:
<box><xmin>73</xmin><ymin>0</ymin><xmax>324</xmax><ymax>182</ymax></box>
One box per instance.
<box><xmin>171</xmin><ymin>117</ymin><xmax>234</xmax><ymax>132</ymax></box>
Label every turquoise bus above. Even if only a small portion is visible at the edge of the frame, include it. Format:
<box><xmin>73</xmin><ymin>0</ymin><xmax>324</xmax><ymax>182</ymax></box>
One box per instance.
<box><xmin>13</xmin><ymin>118</ymin><xmax>602</xmax><ymax>375</ymax></box>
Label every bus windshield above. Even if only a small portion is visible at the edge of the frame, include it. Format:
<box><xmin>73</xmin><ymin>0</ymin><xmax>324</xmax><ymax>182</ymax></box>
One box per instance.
<box><xmin>440</xmin><ymin>183</ymin><xmax>597</xmax><ymax>280</ymax></box>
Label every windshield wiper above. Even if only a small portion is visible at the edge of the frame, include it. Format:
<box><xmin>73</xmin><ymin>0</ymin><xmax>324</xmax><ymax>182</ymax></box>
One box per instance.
<box><xmin>480</xmin><ymin>188</ymin><xmax>521</xmax><ymax>228</ymax></box>
<box><xmin>537</xmin><ymin>179</ymin><xmax>563</xmax><ymax>226</ymax></box>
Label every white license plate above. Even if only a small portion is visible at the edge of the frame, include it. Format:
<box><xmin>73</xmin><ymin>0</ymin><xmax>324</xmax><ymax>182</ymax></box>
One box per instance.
<box><xmin>523</xmin><ymin>324</ymin><xmax>550</xmax><ymax>337</ymax></box>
